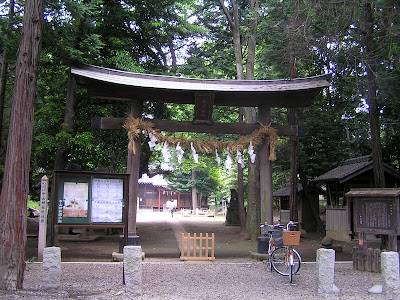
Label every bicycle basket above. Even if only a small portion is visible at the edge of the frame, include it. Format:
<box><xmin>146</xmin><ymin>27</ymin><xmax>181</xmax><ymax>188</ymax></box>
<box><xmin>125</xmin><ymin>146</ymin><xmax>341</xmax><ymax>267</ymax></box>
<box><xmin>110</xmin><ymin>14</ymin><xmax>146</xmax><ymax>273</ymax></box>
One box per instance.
<box><xmin>282</xmin><ymin>231</ymin><xmax>301</xmax><ymax>246</ymax></box>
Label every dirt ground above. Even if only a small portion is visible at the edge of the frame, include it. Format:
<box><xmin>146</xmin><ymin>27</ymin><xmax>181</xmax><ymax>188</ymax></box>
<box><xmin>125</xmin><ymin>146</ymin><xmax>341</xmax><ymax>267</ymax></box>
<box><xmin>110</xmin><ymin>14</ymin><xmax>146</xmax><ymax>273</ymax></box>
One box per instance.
<box><xmin>25</xmin><ymin>210</ymin><xmax>379</xmax><ymax>262</ymax></box>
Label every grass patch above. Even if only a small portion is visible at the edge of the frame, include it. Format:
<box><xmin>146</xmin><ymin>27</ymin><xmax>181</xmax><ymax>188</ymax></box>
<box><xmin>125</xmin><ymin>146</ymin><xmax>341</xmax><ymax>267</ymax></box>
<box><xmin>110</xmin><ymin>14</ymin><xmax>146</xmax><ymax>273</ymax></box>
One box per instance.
<box><xmin>27</xmin><ymin>199</ymin><xmax>40</xmax><ymax>210</ymax></box>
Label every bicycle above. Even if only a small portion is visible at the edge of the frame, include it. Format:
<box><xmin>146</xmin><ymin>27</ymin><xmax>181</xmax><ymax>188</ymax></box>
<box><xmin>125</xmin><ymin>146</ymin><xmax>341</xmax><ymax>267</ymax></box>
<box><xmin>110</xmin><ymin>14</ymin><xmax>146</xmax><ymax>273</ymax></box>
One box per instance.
<box><xmin>270</xmin><ymin>221</ymin><xmax>302</xmax><ymax>284</ymax></box>
<box><xmin>259</xmin><ymin>222</ymin><xmax>284</xmax><ymax>271</ymax></box>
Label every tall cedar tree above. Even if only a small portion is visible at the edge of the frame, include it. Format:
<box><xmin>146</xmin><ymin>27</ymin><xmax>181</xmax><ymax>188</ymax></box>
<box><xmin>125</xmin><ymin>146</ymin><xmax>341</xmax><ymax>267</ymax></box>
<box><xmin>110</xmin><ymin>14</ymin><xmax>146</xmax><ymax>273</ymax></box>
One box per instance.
<box><xmin>0</xmin><ymin>0</ymin><xmax>44</xmax><ymax>290</ymax></box>
<box><xmin>217</xmin><ymin>0</ymin><xmax>260</xmax><ymax>239</ymax></box>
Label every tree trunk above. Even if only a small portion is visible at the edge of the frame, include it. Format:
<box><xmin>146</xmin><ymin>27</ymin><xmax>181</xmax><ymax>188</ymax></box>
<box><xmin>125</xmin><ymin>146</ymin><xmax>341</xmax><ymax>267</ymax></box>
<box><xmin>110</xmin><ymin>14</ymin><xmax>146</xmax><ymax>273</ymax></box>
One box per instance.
<box><xmin>363</xmin><ymin>2</ymin><xmax>385</xmax><ymax>188</ymax></box>
<box><xmin>0</xmin><ymin>0</ymin><xmax>15</xmax><ymax>149</ymax></box>
<box><xmin>64</xmin><ymin>72</ymin><xmax>77</xmax><ymax>130</ymax></box>
<box><xmin>0</xmin><ymin>0</ymin><xmax>44</xmax><ymax>290</ymax></box>
<box><xmin>246</xmin><ymin>0</ymin><xmax>259</xmax><ymax>79</ymax></box>
<box><xmin>232</xmin><ymin>0</ymin><xmax>244</xmax><ymax>79</ymax></box>
<box><xmin>217</xmin><ymin>0</ymin><xmax>244</xmax><ymax>79</ymax></box>
<box><xmin>168</xmin><ymin>41</ymin><xmax>177</xmax><ymax>73</ymax></box>
<box><xmin>218</xmin><ymin>0</ymin><xmax>260</xmax><ymax>239</ymax></box>
<box><xmin>298</xmin><ymin>166</ymin><xmax>325</xmax><ymax>233</ymax></box>
<box><xmin>245</xmin><ymin>0</ymin><xmax>260</xmax><ymax>240</ymax></box>
<box><xmin>363</xmin><ymin>1</ymin><xmax>386</xmax><ymax>249</ymax></box>
<box><xmin>288</xmin><ymin>38</ymin><xmax>299</xmax><ymax>223</ymax></box>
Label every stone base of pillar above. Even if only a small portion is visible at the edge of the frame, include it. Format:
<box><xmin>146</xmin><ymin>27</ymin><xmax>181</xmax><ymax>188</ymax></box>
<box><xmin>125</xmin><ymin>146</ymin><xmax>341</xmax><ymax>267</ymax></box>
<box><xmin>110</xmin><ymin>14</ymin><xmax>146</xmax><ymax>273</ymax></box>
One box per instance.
<box><xmin>119</xmin><ymin>235</ymin><xmax>139</xmax><ymax>253</ymax></box>
<box><xmin>42</xmin><ymin>247</ymin><xmax>61</xmax><ymax>290</ymax></box>
<box><xmin>124</xmin><ymin>246</ymin><xmax>142</xmax><ymax>296</ymax></box>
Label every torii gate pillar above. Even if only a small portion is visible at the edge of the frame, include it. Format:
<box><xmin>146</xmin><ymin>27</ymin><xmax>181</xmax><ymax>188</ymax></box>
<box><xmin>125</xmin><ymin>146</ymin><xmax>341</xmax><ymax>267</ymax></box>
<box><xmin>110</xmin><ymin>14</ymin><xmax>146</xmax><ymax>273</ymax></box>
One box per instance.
<box><xmin>127</xmin><ymin>99</ymin><xmax>143</xmax><ymax>236</ymax></box>
<box><xmin>259</xmin><ymin>105</ymin><xmax>273</xmax><ymax>224</ymax></box>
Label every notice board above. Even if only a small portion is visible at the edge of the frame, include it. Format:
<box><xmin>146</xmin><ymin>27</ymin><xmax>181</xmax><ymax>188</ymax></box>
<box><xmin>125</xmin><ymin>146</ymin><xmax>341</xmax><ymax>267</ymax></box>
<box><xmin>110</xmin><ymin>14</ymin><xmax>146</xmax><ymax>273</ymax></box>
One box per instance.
<box><xmin>53</xmin><ymin>171</ymin><xmax>129</xmax><ymax>225</ymax></box>
<box><xmin>353</xmin><ymin>198</ymin><xmax>395</xmax><ymax>234</ymax></box>
<box><xmin>347</xmin><ymin>188</ymin><xmax>400</xmax><ymax>235</ymax></box>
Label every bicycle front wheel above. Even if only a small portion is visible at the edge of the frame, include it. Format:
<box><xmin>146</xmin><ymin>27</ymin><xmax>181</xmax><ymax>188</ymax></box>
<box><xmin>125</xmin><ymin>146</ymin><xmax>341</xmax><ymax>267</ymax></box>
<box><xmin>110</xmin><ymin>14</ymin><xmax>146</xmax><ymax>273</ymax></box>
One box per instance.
<box><xmin>271</xmin><ymin>247</ymin><xmax>301</xmax><ymax>276</ymax></box>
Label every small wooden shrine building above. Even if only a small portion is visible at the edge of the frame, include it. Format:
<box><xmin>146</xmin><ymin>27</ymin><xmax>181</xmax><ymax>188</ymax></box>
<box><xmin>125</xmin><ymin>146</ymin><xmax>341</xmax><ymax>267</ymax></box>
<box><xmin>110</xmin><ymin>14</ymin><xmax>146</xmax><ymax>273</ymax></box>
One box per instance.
<box><xmin>273</xmin><ymin>183</ymin><xmax>323</xmax><ymax>232</ymax></box>
<box><xmin>312</xmin><ymin>155</ymin><xmax>400</xmax><ymax>241</ymax></box>
<box><xmin>138</xmin><ymin>180</ymin><xmax>192</xmax><ymax>210</ymax></box>
<box><xmin>70</xmin><ymin>64</ymin><xmax>330</xmax><ymax>237</ymax></box>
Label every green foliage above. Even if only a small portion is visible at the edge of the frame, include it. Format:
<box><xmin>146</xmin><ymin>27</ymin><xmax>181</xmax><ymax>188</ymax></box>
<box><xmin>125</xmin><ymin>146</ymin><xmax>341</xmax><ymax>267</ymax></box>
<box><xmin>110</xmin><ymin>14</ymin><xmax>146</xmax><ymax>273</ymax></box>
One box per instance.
<box><xmin>165</xmin><ymin>153</ymin><xmax>230</xmax><ymax>199</ymax></box>
<box><xmin>27</xmin><ymin>0</ymin><xmax>203</xmax><ymax>188</ymax></box>
<box><xmin>2</xmin><ymin>0</ymin><xmax>400</xmax><ymax>202</ymax></box>
<box><xmin>27</xmin><ymin>199</ymin><xmax>40</xmax><ymax>210</ymax></box>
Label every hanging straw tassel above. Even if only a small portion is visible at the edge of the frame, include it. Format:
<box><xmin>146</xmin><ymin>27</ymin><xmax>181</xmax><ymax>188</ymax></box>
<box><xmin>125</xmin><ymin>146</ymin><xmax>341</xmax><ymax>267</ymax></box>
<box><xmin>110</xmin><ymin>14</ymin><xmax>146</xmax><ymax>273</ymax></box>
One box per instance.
<box><xmin>123</xmin><ymin>116</ymin><xmax>279</xmax><ymax>161</ymax></box>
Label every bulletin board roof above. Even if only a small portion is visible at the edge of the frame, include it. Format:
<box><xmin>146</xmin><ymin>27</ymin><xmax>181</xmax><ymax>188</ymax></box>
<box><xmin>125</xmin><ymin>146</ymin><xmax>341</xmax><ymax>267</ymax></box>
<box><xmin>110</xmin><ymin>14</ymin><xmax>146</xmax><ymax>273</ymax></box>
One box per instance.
<box><xmin>71</xmin><ymin>64</ymin><xmax>330</xmax><ymax>108</ymax></box>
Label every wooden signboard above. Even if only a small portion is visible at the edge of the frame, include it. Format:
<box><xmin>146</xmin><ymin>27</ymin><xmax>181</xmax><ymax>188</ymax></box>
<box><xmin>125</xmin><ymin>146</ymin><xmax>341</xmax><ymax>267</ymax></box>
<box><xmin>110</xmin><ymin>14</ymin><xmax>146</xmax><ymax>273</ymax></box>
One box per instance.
<box><xmin>347</xmin><ymin>189</ymin><xmax>400</xmax><ymax>236</ymax></box>
<box><xmin>353</xmin><ymin>198</ymin><xmax>396</xmax><ymax>235</ymax></box>
<box><xmin>52</xmin><ymin>171</ymin><xmax>129</xmax><ymax>245</ymax></box>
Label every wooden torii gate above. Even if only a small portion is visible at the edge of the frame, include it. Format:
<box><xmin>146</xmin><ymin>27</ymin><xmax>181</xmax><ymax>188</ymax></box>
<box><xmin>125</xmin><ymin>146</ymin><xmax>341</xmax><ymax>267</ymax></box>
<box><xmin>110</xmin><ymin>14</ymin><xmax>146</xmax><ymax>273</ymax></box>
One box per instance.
<box><xmin>70</xmin><ymin>64</ymin><xmax>330</xmax><ymax>238</ymax></box>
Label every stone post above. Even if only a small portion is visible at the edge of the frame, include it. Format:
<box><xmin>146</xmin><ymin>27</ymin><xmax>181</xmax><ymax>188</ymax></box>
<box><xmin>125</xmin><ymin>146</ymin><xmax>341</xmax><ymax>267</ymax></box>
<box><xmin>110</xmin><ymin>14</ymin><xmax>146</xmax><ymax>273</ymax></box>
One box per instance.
<box><xmin>42</xmin><ymin>247</ymin><xmax>61</xmax><ymax>289</ymax></box>
<box><xmin>38</xmin><ymin>175</ymin><xmax>48</xmax><ymax>262</ymax></box>
<box><xmin>124</xmin><ymin>246</ymin><xmax>142</xmax><ymax>296</ymax></box>
<box><xmin>381</xmin><ymin>251</ymin><xmax>400</xmax><ymax>298</ymax></box>
<box><xmin>316</xmin><ymin>248</ymin><xmax>340</xmax><ymax>296</ymax></box>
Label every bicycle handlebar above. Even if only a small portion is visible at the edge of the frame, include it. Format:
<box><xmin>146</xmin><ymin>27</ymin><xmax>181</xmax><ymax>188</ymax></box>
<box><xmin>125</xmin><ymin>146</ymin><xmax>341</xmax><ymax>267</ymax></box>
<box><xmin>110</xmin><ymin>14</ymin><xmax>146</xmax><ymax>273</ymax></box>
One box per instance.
<box><xmin>285</xmin><ymin>221</ymin><xmax>299</xmax><ymax>231</ymax></box>
<box><xmin>260</xmin><ymin>223</ymin><xmax>284</xmax><ymax>230</ymax></box>
<box><xmin>260</xmin><ymin>221</ymin><xmax>299</xmax><ymax>232</ymax></box>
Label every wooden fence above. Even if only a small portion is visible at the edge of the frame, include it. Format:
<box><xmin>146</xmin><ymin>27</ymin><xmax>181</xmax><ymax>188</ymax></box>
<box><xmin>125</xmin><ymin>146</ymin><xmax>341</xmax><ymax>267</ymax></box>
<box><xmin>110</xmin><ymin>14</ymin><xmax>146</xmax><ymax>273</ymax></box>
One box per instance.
<box><xmin>180</xmin><ymin>233</ymin><xmax>215</xmax><ymax>261</ymax></box>
<box><xmin>352</xmin><ymin>246</ymin><xmax>381</xmax><ymax>272</ymax></box>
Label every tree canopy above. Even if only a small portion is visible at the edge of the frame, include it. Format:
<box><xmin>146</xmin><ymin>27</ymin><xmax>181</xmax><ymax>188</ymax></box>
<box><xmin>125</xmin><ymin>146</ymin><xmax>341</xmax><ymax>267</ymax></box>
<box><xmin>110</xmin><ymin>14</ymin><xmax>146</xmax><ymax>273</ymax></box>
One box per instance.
<box><xmin>0</xmin><ymin>0</ymin><xmax>398</xmax><ymax>205</ymax></box>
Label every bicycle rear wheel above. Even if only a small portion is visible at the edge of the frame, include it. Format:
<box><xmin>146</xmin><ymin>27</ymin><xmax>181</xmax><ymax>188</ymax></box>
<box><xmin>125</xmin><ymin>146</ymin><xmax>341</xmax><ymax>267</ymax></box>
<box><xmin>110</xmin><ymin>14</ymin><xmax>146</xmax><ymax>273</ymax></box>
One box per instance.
<box><xmin>271</xmin><ymin>247</ymin><xmax>301</xmax><ymax>276</ymax></box>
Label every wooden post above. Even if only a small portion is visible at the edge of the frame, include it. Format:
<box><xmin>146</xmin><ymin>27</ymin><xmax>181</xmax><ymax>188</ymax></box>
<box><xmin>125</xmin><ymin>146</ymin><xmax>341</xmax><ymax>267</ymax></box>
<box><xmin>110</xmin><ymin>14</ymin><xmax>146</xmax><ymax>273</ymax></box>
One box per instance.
<box><xmin>366</xmin><ymin>248</ymin><xmax>373</xmax><ymax>272</ymax></box>
<box><xmin>259</xmin><ymin>105</ymin><xmax>273</xmax><ymax>224</ymax></box>
<box><xmin>127</xmin><ymin>99</ymin><xmax>142</xmax><ymax>236</ymax></box>
<box><xmin>38</xmin><ymin>175</ymin><xmax>49</xmax><ymax>262</ymax></box>
<box><xmin>205</xmin><ymin>233</ymin><xmax>209</xmax><ymax>257</ymax></box>
<box><xmin>211</xmin><ymin>233</ymin><xmax>215</xmax><ymax>258</ymax></box>
<box><xmin>237</xmin><ymin>108</ymin><xmax>246</xmax><ymax>232</ymax></box>
<box><xmin>193</xmin><ymin>233</ymin><xmax>197</xmax><ymax>258</ymax></box>
<box><xmin>158</xmin><ymin>189</ymin><xmax>161</xmax><ymax>211</ymax></box>
<box><xmin>358</xmin><ymin>232</ymin><xmax>367</xmax><ymax>271</ymax></box>
<box><xmin>288</xmin><ymin>107</ymin><xmax>299</xmax><ymax>222</ymax></box>
<box><xmin>191</xmin><ymin>170</ymin><xmax>198</xmax><ymax>213</ymax></box>
<box><xmin>352</xmin><ymin>246</ymin><xmax>358</xmax><ymax>270</ymax></box>
<box><xmin>200</xmin><ymin>233</ymin><xmax>203</xmax><ymax>257</ymax></box>
<box><xmin>373</xmin><ymin>248</ymin><xmax>381</xmax><ymax>272</ymax></box>
<box><xmin>388</xmin><ymin>234</ymin><xmax>397</xmax><ymax>252</ymax></box>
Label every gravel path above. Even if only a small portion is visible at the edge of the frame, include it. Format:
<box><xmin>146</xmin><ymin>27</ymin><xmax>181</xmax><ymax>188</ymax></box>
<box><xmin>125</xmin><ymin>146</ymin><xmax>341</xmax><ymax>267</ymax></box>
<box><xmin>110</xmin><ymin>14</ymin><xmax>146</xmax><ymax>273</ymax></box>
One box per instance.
<box><xmin>0</xmin><ymin>260</ymin><xmax>387</xmax><ymax>299</ymax></box>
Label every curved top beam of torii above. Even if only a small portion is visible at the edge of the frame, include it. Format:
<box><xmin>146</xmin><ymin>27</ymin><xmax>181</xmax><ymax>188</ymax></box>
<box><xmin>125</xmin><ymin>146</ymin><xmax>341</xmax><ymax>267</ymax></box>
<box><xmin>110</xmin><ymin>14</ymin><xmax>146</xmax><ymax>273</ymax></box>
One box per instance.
<box><xmin>71</xmin><ymin>64</ymin><xmax>330</xmax><ymax>108</ymax></box>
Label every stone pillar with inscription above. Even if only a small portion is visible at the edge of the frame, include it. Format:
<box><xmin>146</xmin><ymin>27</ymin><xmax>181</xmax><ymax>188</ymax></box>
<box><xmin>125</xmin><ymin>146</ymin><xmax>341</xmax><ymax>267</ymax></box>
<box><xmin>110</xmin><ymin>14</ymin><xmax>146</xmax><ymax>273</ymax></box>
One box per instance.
<box><xmin>38</xmin><ymin>175</ymin><xmax>49</xmax><ymax>262</ymax></box>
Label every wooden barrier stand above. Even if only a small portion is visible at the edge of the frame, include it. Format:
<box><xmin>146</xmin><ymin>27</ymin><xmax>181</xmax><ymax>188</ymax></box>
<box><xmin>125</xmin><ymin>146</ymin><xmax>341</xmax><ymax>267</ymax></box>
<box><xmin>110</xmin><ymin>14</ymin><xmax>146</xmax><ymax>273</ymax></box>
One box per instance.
<box><xmin>180</xmin><ymin>233</ymin><xmax>215</xmax><ymax>261</ymax></box>
<box><xmin>352</xmin><ymin>246</ymin><xmax>381</xmax><ymax>272</ymax></box>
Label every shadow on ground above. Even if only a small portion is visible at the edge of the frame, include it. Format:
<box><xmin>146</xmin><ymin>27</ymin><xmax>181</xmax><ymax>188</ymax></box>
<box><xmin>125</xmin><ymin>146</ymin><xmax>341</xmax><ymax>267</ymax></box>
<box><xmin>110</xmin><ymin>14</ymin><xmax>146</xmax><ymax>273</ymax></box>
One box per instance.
<box><xmin>26</xmin><ymin>210</ymin><xmax>378</xmax><ymax>262</ymax></box>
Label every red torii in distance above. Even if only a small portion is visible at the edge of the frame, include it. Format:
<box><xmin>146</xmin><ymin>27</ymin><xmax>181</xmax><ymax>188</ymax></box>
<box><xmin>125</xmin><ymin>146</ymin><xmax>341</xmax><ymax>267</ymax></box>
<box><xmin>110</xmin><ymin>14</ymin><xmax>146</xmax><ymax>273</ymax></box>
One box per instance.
<box><xmin>70</xmin><ymin>64</ymin><xmax>330</xmax><ymax>238</ymax></box>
